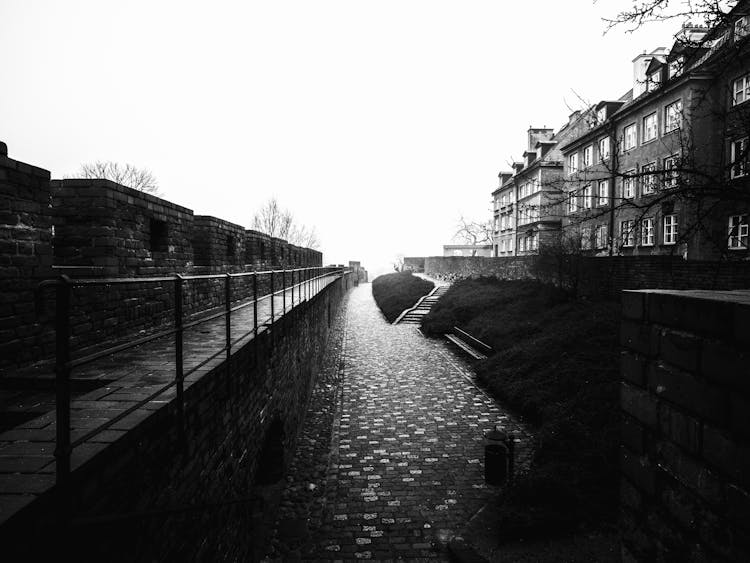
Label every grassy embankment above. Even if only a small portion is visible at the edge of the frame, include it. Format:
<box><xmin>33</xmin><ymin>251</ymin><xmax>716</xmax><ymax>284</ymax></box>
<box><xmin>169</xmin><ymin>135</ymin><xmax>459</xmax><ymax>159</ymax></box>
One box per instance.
<box><xmin>421</xmin><ymin>278</ymin><xmax>620</xmax><ymax>539</ymax></box>
<box><xmin>371</xmin><ymin>271</ymin><xmax>434</xmax><ymax>323</ymax></box>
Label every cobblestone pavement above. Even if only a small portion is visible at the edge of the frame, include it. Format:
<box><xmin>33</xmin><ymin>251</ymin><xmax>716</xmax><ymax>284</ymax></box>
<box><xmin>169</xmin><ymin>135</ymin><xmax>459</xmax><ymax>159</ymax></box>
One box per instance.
<box><xmin>270</xmin><ymin>283</ymin><xmax>532</xmax><ymax>562</ymax></box>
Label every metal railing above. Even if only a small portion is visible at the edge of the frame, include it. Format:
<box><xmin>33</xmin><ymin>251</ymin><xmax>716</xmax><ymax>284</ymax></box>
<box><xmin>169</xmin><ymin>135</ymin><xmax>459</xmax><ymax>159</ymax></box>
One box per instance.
<box><xmin>36</xmin><ymin>265</ymin><xmax>350</xmax><ymax>485</ymax></box>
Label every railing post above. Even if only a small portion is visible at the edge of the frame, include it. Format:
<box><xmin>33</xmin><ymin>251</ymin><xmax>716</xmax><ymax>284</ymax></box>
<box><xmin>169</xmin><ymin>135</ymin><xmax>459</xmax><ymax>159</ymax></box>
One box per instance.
<box><xmin>253</xmin><ymin>272</ymin><xmax>258</xmax><ymax>339</ymax></box>
<box><xmin>282</xmin><ymin>268</ymin><xmax>286</xmax><ymax>314</ymax></box>
<box><xmin>270</xmin><ymin>269</ymin><xmax>275</xmax><ymax>324</ymax></box>
<box><xmin>225</xmin><ymin>273</ymin><xmax>231</xmax><ymax>365</ymax></box>
<box><xmin>174</xmin><ymin>275</ymin><xmax>185</xmax><ymax>435</ymax></box>
<box><xmin>54</xmin><ymin>275</ymin><xmax>72</xmax><ymax>486</ymax></box>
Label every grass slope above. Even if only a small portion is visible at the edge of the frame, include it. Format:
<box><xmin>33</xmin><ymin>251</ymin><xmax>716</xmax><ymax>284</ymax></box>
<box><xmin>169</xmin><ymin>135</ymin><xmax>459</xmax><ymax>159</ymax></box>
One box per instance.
<box><xmin>371</xmin><ymin>271</ymin><xmax>434</xmax><ymax>323</ymax></box>
<box><xmin>421</xmin><ymin>278</ymin><xmax>620</xmax><ymax>539</ymax></box>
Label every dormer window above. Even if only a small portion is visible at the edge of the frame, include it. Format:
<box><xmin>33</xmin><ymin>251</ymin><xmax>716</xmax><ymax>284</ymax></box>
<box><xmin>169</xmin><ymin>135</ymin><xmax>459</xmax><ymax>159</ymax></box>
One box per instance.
<box><xmin>596</xmin><ymin>107</ymin><xmax>607</xmax><ymax>124</ymax></box>
<box><xmin>735</xmin><ymin>16</ymin><xmax>749</xmax><ymax>39</ymax></box>
<box><xmin>647</xmin><ymin>70</ymin><xmax>661</xmax><ymax>92</ymax></box>
<box><xmin>668</xmin><ymin>57</ymin><xmax>684</xmax><ymax>79</ymax></box>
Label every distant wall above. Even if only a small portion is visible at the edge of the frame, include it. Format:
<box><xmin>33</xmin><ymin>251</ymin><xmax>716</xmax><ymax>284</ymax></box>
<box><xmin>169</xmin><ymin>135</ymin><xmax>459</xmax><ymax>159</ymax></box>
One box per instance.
<box><xmin>403</xmin><ymin>257</ymin><xmax>424</xmax><ymax>272</ymax></box>
<box><xmin>421</xmin><ymin>255</ymin><xmax>750</xmax><ymax>298</ymax></box>
<box><xmin>620</xmin><ymin>290</ymin><xmax>750</xmax><ymax>561</ymax></box>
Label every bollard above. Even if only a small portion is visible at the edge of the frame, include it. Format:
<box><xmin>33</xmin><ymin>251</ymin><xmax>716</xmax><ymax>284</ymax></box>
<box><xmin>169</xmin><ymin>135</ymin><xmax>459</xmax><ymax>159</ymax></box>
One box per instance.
<box><xmin>484</xmin><ymin>426</ymin><xmax>511</xmax><ymax>485</ymax></box>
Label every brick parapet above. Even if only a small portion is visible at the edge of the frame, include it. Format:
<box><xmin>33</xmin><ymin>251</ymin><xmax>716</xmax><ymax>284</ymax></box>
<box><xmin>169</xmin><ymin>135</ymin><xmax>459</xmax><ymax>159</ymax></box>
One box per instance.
<box><xmin>620</xmin><ymin>289</ymin><xmax>750</xmax><ymax>561</ymax></box>
<box><xmin>0</xmin><ymin>153</ymin><xmax>53</xmax><ymax>366</ymax></box>
<box><xmin>0</xmin><ymin>142</ymin><xmax>325</xmax><ymax>370</ymax></box>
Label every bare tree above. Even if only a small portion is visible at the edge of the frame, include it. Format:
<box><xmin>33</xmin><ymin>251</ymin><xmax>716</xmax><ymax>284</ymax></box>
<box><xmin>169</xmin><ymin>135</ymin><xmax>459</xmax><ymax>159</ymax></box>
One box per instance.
<box><xmin>603</xmin><ymin>0</ymin><xmax>736</xmax><ymax>33</ymax></box>
<box><xmin>73</xmin><ymin>161</ymin><xmax>160</xmax><ymax>194</ymax></box>
<box><xmin>392</xmin><ymin>253</ymin><xmax>405</xmax><ymax>272</ymax></box>
<box><xmin>252</xmin><ymin>197</ymin><xmax>320</xmax><ymax>249</ymax></box>
<box><xmin>453</xmin><ymin>216</ymin><xmax>493</xmax><ymax>255</ymax></box>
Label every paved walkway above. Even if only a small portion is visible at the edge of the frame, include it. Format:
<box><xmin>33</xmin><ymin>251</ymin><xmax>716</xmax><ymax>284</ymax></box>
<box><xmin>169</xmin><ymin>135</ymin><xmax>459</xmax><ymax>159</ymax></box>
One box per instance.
<box><xmin>270</xmin><ymin>283</ymin><xmax>531</xmax><ymax>562</ymax></box>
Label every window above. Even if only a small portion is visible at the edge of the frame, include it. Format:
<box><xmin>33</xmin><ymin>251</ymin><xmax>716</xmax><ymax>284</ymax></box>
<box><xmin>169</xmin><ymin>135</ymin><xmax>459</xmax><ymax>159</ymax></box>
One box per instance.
<box><xmin>641</xmin><ymin>218</ymin><xmax>655</xmax><ymax>246</ymax></box>
<box><xmin>581</xmin><ymin>227</ymin><xmax>592</xmax><ymax>250</ymax></box>
<box><xmin>623</xmin><ymin>123</ymin><xmax>637</xmax><ymax>151</ymax></box>
<box><xmin>621</xmin><ymin>220</ymin><xmax>635</xmax><ymax>247</ymax></box>
<box><xmin>597</xmin><ymin>107</ymin><xmax>607</xmax><ymax>124</ymax></box>
<box><xmin>642</xmin><ymin>162</ymin><xmax>657</xmax><ymax>194</ymax></box>
<box><xmin>728</xmin><ymin>215</ymin><xmax>749</xmax><ymax>249</ymax></box>
<box><xmin>583</xmin><ymin>185</ymin><xmax>593</xmax><ymax>209</ymax></box>
<box><xmin>568</xmin><ymin>191</ymin><xmax>579</xmax><ymax>214</ymax></box>
<box><xmin>595</xmin><ymin>224</ymin><xmax>608</xmax><ymax>249</ymax></box>
<box><xmin>664</xmin><ymin>100</ymin><xmax>682</xmax><ymax>133</ymax></box>
<box><xmin>733</xmin><ymin>74</ymin><xmax>750</xmax><ymax>105</ymax></box>
<box><xmin>736</xmin><ymin>16</ymin><xmax>750</xmax><ymax>39</ymax></box>
<box><xmin>597</xmin><ymin>180</ymin><xmax>608</xmax><ymax>206</ymax></box>
<box><xmin>568</xmin><ymin>153</ymin><xmax>579</xmax><ymax>175</ymax></box>
<box><xmin>519</xmin><ymin>236</ymin><xmax>527</xmax><ymax>252</ymax></box>
<box><xmin>647</xmin><ymin>70</ymin><xmax>661</xmax><ymax>92</ymax></box>
<box><xmin>663</xmin><ymin>214</ymin><xmax>678</xmax><ymax>245</ymax></box>
<box><xmin>149</xmin><ymin>219</ymin><xmax>168</xmax><ymax>253</ymax></box>
<box><xmin>622</xmin><ymin>170</ymin><xmax>636</xmax><ymax>199</ymax></box>
<box><xmin>668</xmin><ymin>57</ymin><xmax>684</xmax><ymax>79</ymax></box>
<box><xmin>663</xmin><ymin>155</ymin><xmax>679</xmax><ymax>188</ymax></box>
<box><xmin>598</xmin><ymin>137</ymin><xmax>610</xmax><ymax>161</ymax></box>
<box><xmin>731</xmin><ymin>137</ymin><xmax>749</xmax><ymax>178</ymax></box>
<box><xmin>583</xmin><ymin>145</ymin><xmax>593</xmax><ymax>168</ymax></box>
<box><xmin>643</xmin><ymin>113</ymin><xmax>658</xmax><ymax>142</ymax></box>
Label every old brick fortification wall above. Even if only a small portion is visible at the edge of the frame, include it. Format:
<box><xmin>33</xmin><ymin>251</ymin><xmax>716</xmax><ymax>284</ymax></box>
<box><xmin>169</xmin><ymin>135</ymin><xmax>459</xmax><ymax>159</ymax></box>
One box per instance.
<box><xmin>620</xmin><ymin>290</ymin><xmax>750</xmax><ymax>561</ymax></box>
<box><xmin>0</xmin><ymin>143</ymin><xmax>54</xmax><ymax>366</ymax></box>
<box><xmin>403</xmin><ymin>256</ymin><xmax>425</xmax><ymax>272</ymax></box>
<box><xmin>0</xmin><ymin>272</ymin><xmax>356</xmax><ymax>561</ymax></box>
<box><xmin>424</xmin><ymin>255</ymin><xmax>536</xmax><ymax>282</ymax></box>
<box><xmin>0</xmin><ymin>143</ymin><xmax>325</xmax><ymax>372</ymax></box>
<box><xmin>422</xmin><ymin>255</ymin><xmax>750</xmax><ymax>298</ymax></box>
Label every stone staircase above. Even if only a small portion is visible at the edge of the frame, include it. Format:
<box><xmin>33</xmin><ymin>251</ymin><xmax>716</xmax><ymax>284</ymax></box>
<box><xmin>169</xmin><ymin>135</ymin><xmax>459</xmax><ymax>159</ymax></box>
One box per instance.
<box><xmin>394</xmin><ymin>285</ymin><xmax>450</xmax><ymax>325</ymax></box>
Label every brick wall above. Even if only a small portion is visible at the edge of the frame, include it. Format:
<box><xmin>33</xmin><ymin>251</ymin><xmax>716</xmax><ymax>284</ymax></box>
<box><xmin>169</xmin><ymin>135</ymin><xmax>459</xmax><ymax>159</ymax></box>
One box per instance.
<box><xmin>193</xmin><ymin>215</ymin><xmax>247</xmax><ymax>272</ymax></box>
<box><xmin>620</xmin><ymin>289</ymin><xmax>750</xmax><ymax>561</ymax></box>
<box><xmin>52</xmin><ymin>179</ymin><xmax>195</xmax><ymax>276</ymax></box>
<box><xmin>0</xmin><ymin>272</ymin><xmax>356</xmax><ymax>560</ymax></box>
<box><xmin>422</xmin><ymin>255</ymin><xmax>750</xmax><ymax>298</ymax></box>
<box><xmin>0</xmin><ymin>145</ymin><xmax>53</xmax><ymax>366</ymax></box>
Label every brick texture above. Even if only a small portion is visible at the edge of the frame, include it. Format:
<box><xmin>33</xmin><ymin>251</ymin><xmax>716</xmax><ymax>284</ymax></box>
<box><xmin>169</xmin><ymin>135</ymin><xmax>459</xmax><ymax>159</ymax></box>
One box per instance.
<box><xmin>620</xmin><ymin>289</ymin><xmax>750</xmax><ymax>561</ymax></box>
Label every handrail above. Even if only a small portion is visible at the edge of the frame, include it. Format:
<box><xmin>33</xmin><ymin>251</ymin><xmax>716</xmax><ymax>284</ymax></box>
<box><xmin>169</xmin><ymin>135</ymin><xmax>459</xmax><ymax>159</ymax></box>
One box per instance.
<box><xmin>35</xmin><ymin>265</ymin><xmax>353</xmax><ymax>485</ymax></box>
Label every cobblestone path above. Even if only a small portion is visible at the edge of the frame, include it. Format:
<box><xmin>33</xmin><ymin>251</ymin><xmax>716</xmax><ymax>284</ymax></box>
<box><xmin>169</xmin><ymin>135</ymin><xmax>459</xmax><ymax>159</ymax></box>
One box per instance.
<box><xmin>270</xmin><ymin>283</ymin><xmax>531</xmax><ymax>562</ymax></box>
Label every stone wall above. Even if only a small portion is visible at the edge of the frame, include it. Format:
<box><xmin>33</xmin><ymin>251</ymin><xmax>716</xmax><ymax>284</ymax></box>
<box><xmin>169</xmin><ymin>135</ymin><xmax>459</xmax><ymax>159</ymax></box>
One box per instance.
<box><xmin>620</xmin><ymin>289</ymin><xmax>750</xmax><ymax>561</ymax></box>
<box><xmin>422</xmin><ymin>255</ymin><xmax>750</xmax><ymax>298</ymax></box>
<box><xmin>0</xmin><ymin>272</ymin><xmax>356</xmax><ymax>561</ymax></box>
<box><xmin>0</xmin><ymin>144</ymin><xmax>54</xmax><ymax>366</ymax></box>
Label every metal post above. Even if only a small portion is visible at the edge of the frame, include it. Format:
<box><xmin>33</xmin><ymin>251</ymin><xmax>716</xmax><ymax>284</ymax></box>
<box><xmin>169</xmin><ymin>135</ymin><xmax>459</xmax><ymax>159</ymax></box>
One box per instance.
<box><xmin>253</xmin><ymin>272</ymin><xmax>258</xmax><ymax>339</ymax></box>
<box><xmin>282</xmin><ymin>268</ymin><xmax>286</xmax><ymax>314</ymax></box>
<box><xmin>270</xmin><ymin>270</ymin><xmax>274</xmax><ymax>324</ymax></box>
<box><xmin>225</xmin><ymin>273</ymin><xmax>231</xmax><ymax>364</ymax></box>
<box><xmin>174</xmin><ymin>275</ymin><xmax>185</xmax><ymax>434</ymax></box>
<box><xmin>54</xmin><ymin>276</ymin><xmax>72</xmax><ymax>485</ymax></box>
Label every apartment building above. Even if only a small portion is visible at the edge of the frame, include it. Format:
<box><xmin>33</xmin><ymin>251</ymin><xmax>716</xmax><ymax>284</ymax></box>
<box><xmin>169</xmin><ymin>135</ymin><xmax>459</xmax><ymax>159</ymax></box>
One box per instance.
<box><xmin>492</xmin><ymin>172</ymin><xmax>515</xmax><ymax>256</ymax></box>
<box><xmin>491</xmin><ymin>125</ymin><xmax>584</xmax><ymax>256</ymax></box>
<box><xmin>559</xmin><ymin>5</ymin><xmax>750</xmax><ymax>259</ymax></box>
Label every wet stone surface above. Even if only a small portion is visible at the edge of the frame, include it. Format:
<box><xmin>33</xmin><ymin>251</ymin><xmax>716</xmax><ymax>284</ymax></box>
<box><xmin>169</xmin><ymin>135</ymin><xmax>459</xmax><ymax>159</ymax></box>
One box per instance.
<box><xmin>268</xmin><ymin>283</ymin><xmax>532</xmax><ymax>562</ymax></box>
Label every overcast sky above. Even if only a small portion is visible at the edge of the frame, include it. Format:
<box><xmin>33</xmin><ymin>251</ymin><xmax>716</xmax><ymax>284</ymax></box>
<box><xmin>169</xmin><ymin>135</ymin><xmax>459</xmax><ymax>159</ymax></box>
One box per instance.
<box><xmin>0</xmin><ymin>1</ymin><xmax>678</xmax><ymax>277</ymax></box>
